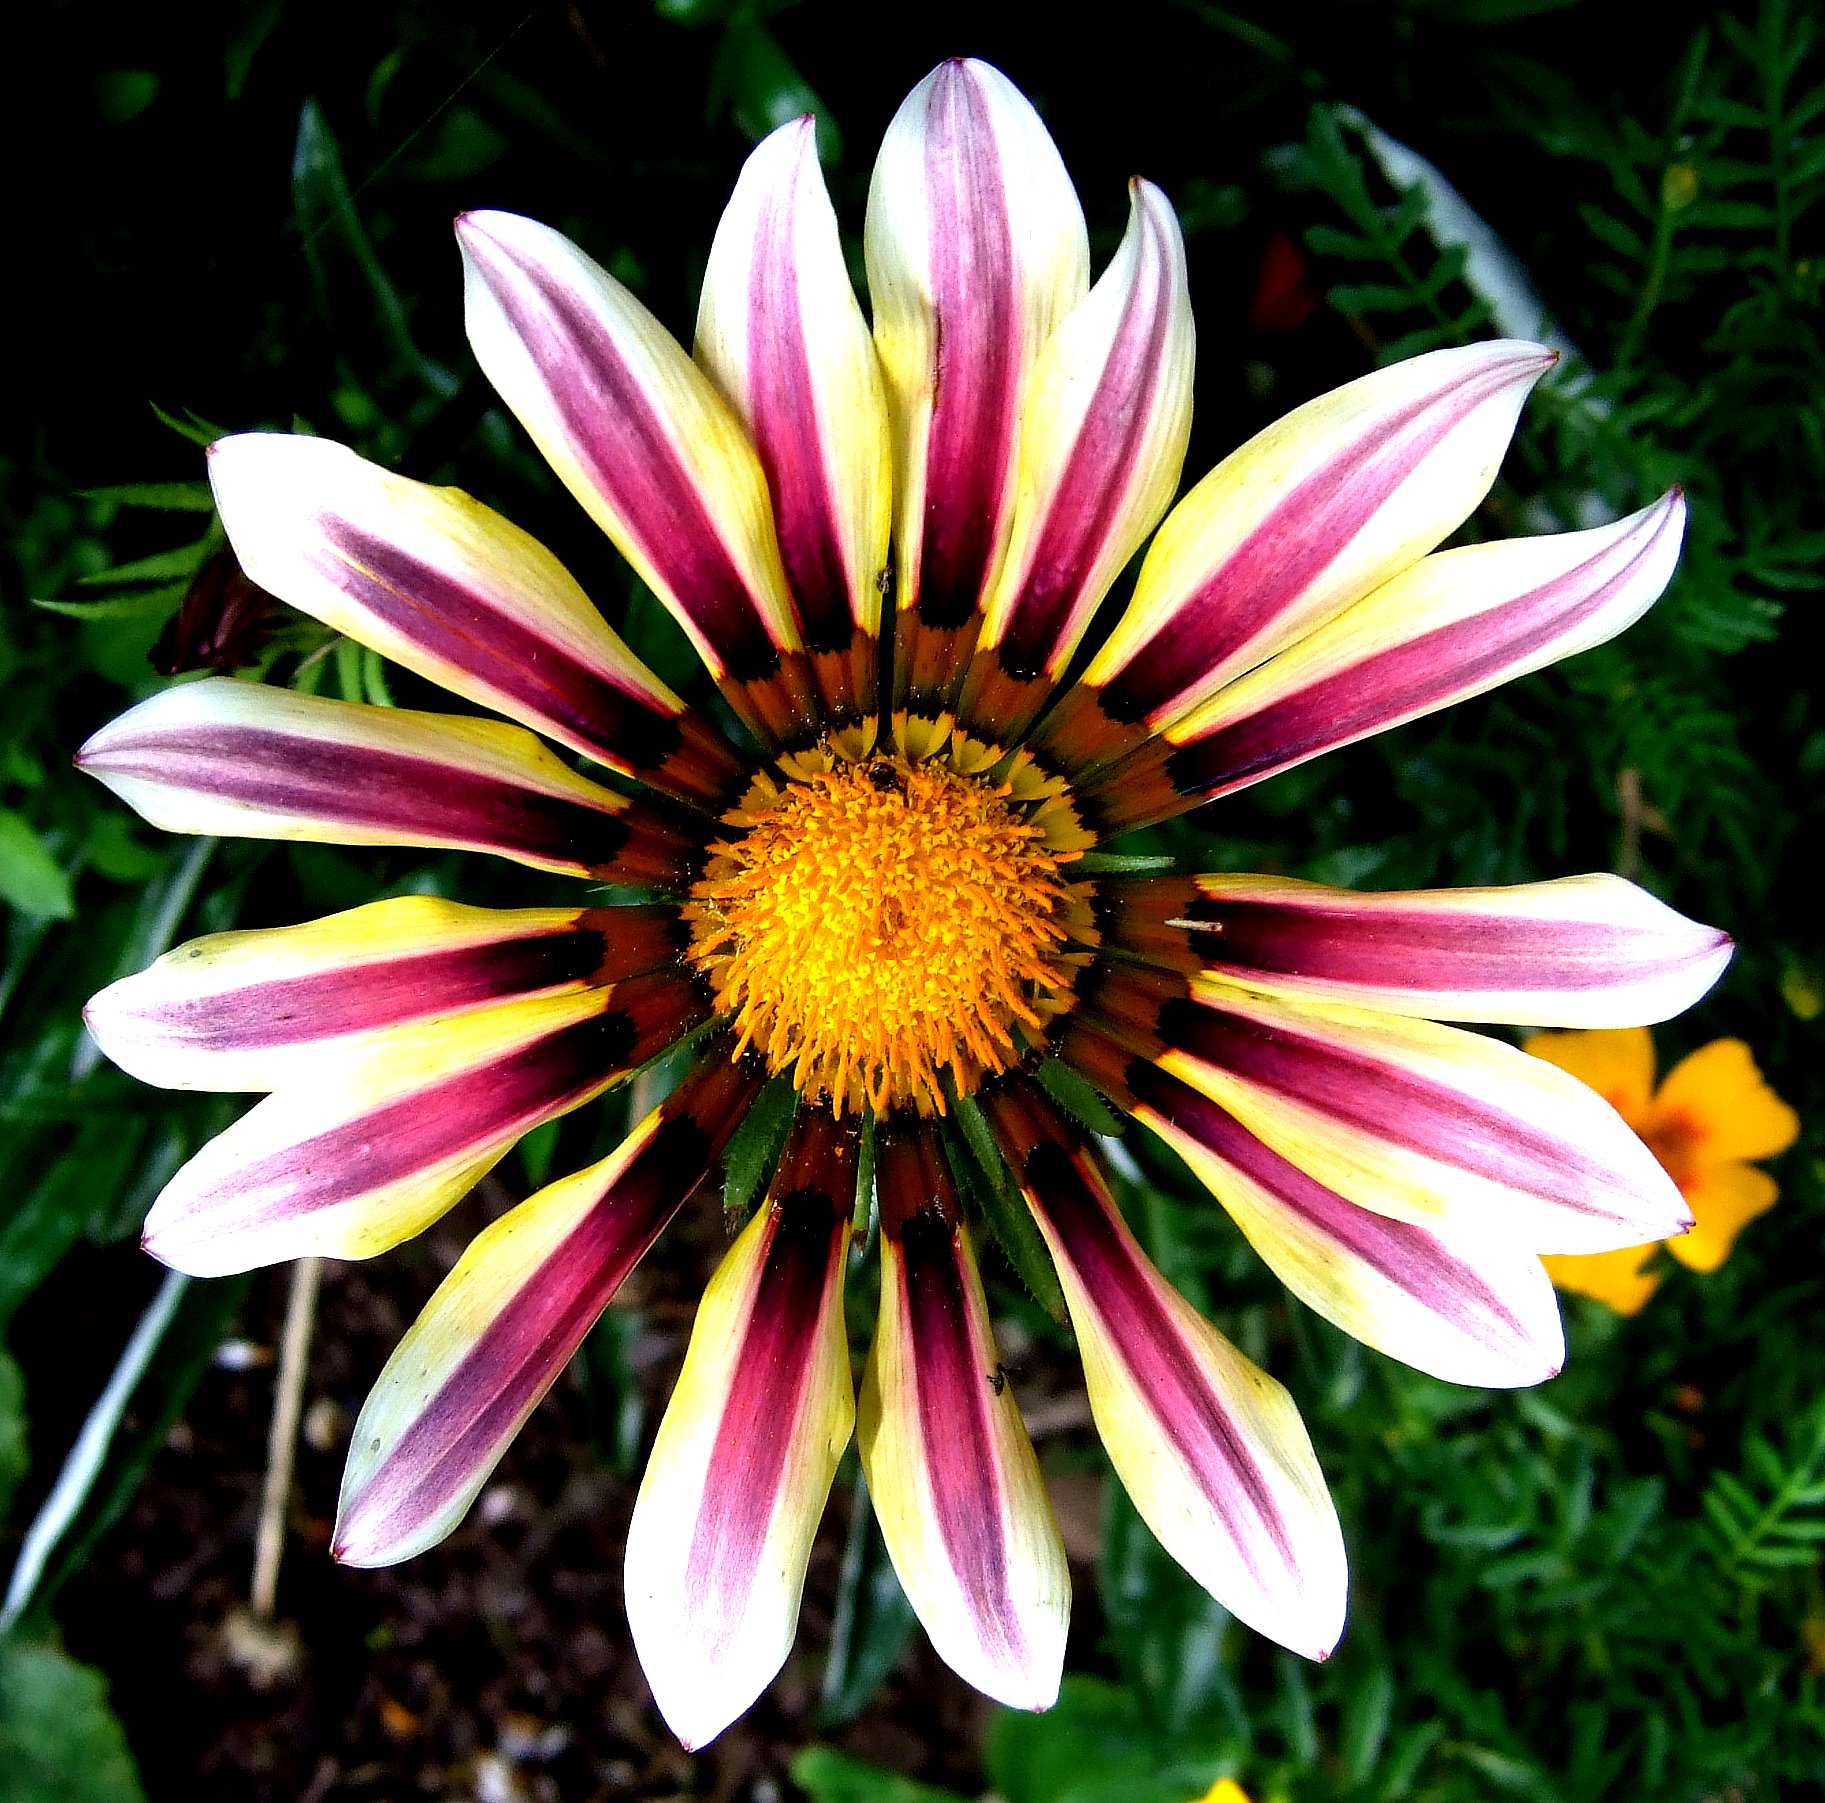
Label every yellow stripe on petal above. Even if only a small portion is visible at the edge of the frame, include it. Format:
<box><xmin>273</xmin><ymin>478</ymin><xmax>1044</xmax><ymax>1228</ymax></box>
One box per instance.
<box><xmin>1080</xmin><ymin>493</ymin><xmax>1685</xmax><ymax>833</ymax></box>
<box><xmin>1141</xmin><ymin>1093</ymin><xmax>1563</xmax><ymax>1388</ymax></box>
<box><xmin>859</xmin><ymin>1210</ymin><xmax>1068</xmax><ymax>1710</ymax></box>
<box><xmin>866</xmin><ymin>59</ymin><xmax>1089</xmax><ymax>714</ymax></box>
<box><xmin>697</xmin><ymin>115</ymin><xmax>892</xmax><ymax>723</ymax></box>
<box><xmin>1170</xmin><ymin>493</ymin><xmax>1684</xmax><ymax>754</ymax></box>
<box><xmin>985</xmin><ymin>1082</ymin><xmax>1346</xmax><ymax>1661</ymax></box>
<box><xmin>963</xmin><ymin>178</ymin><xmax>1195</xmax><ymax>742</ymax></box>
<box><xmin>1082</xmin><ymin>341</ymin><xmax>1554</xmax><ymax>728</ymax></box>
<box><xmin>624</xmin><ymin>1114</ymin><xmax>856</xmax><ymax>1749</ymax></box>
<box><xmin>1120</xmin><ymin>979</ymin><xmax>1690</xmax><ymax>1254</ymax></box>
<box><xmin>207</xmin><ymin>435</ymin><xmax>741</xmax><ymax>805</ymax></box>
<box><xmin>458</xmin><ymin>210</ymin><xmax>817</xmax><ymax>745</ymax></box>
<box><xmin>1162</xmin><ymin>873</ymin><xmax>1731</xmax><ymax>1029</ymax></box>
<box><xmin>141</xmin><ymin>979</ymin><xmax>702</xmax><ymax>1276</ymax></box>
<box><xmin>82</xmin><ymin>897</ymin><xmax>627</xmax><ymax>1091</ymax></box>
<box><xmin>337</xmin><ymin>1117</ymin><xmax>664</xmax><ymax>1563</ymax></box>
<box><xmin>76</xmin><ymin>679</ymin><xmax>687</xmax><ymax>882</ymax></box>
<box><xmin>335</xmin><ymin>1053</ymin><xmax>758</xmax><ymax>1566</ymax></box>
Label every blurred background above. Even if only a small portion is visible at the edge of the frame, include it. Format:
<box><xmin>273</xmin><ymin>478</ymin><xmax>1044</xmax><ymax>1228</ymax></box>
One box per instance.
<box><xmin>1</xmin><ymin>1</ymin><xmax>1821</xmax><ymax>1798</ymax></box>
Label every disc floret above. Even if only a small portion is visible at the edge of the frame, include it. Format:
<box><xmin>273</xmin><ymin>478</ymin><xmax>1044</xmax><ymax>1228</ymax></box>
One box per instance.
<box><xmin>687</xmin><ymin>756</ymin><xmax>1076</xmax><ymax>1113</ymax></box>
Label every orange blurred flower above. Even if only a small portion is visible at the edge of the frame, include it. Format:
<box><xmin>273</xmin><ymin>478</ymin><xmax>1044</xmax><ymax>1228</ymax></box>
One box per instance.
<box><xmin>1526</xmin><ymin>1027</ymin><xmax>1799</xmax><ymax>1314</ymax></box>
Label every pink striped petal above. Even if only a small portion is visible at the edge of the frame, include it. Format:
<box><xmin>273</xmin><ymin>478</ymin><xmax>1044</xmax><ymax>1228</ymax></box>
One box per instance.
<box><xmin>76</xmin><ymin>679</ymin><xmax>696</xmax><ymax>885</ymax></box>
<box><xmin>696</xmin><ymin>116</ymin><xmax>892</xmax><ymax>733</ymax></box>
<box><xmin>1040</xmin><ymin>340</ymin><xmax>1554</xmax><ymax>771</ymax></box>
<box><xmin>960</xmin><ymin>178</ymin><xmax>1194</xmax><ymax>743</ymax></box>
<box><xmin>625</xmin><ymin>1111</ymin><xmax>858</xmax><ymax>1749</ymax></box>
<box><xmin>84</xmin><ymin>897</ymin><xmax>686</xmax><ymax>1092</ymax></box>
<box><xmin>1106</xmin><ymin>871</ymin><xmax>1731</xmax><ymax>1028</ymax></box>
<box><xmin>866</xmin><ymin>58</ymin><xmax>1090</xmax><ymax>719</ymax></box>
<box><xmin>458</xmin><ymin>209</ymin><xmax>819</xmax><ymax>747</ymax></box>
<box><xmin>141</xmin><ymin>977</ymin><xmax>706</xmax><ymax>1277</ymax></box>
<box><xmin>1075</xmin><ymin>970</ymin><xmax>1690</xmax><ymax>1254</ymax></box>
<box><xmin>985</xmin><ymin>1081</ymin><xmax>1346</xmax><ymax>1660</ymax></box>
<box><xmin>1089</xmin><ymin>493</ymin><xmax>1686</xmax><ymax>831</ymax></box>
<box><xmin>1069</xmin><ymin>1029</ymin><xmax>1563</xmax><ymax>1387</ymax></box>
<box><xmin>334</xmin><ymin>1054</ymin><xmax>759</xmax><ymax>1566</ymax></box>
<box><xmin>858</xmin><ymin>1125</ymin><xmax>1069</xmax><ymax>1710</ymax></box>
<box><xmin>207</xmin><ymin>434</ymin><xmax>743</xmax><ymax>805</ymax></box>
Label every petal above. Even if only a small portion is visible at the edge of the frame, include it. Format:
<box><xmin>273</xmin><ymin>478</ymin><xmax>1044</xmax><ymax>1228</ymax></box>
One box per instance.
<box><xmin>76</xmin><ymin>679</ymin><xmax>696</xmax><ymax>884</ymax></box>
<box><xmin>866</xmin><ymin>58</ymin><xmax>1090</xmax><ymax>718</ymax></box>
<box><xmin>1540</xmin><ymin>1246</ymin><xmax>1662</xmax><ymax>1315</ymax></box>
<box><xmin>985</xmin><ymin>1080</ymin><xmax>1346</xmax><ymax>1661</ymax></box>
<box><xmin>1106</xmin><ymin>872</ymin><xmax>1731</xmax><ymax>1028</ymax></box>
<box><xmin>1041</xmin><ymin>340</ymin><xmax>1555</xmax><ymax>771</ymax></box>
<box><xmin>1073</xmin><ymin>968</ymin><xmax>1690</xmax><ymax>1254</ymax></box>
<box><xmin>1073</xmin><ymin>1033</ymin><xmax>1563</xmax><ymax>1387</ymax></box>
<box><xmin>1524</xmin><ymin>1026</ymin><xmax>1658</xmax><ymax>1120</ymax></box>
<box><xmin>960</xmin><ymin>179</ymin><xmax>1195</xmax><ymax>743</ymax></box>
<box><xmin>457</xmin><ymin>209</ymin><xmax>819</xmax><ymax>746</ymax></box>
<box><xmin>1652</xmin><ymin>1038</ymin><xmax>1800</xmax><ymax>1164</ymax></box>
<box><xmin>141</xmin><ymin>977</ymin><xmax>706</xmax><ymax>1277</ymax></box>
<box><xmin>334</xmin><ymin>1054</ymin><xmax>760</xmax><ymax>1565</ymax></box>
<box><xmin>207</xmin><ymin>434</ymin><xmax>743</xmax><ymax>806</ymax></box>
<box><xmin>858</xmin><ymin>1124</ymin><xmax>1069</xmax><ymax>1710</ymax></box>
<box><xmin>625</xmin><ymin>1111</ymin><xmax>857</xmax><ymax>1749</ymax></box>
<box><xmin>697</xmin><ymin>116</ymin><xmax>892</xmax><ymax>733</ymax></box>
<box><xmin>1089</xmin><ymin>492</ymin><xmax>1686</xmax><ymax>833</ymax></box>
<box><xmin>84</xmin><ymin>896</ymin><xmax>686</xmax><ymax>1091</ymax></box>
<box><xmin>1668</xmin><ymin>1161</ymin><xmax>1780</xmax><ymax>1273</ymax></box>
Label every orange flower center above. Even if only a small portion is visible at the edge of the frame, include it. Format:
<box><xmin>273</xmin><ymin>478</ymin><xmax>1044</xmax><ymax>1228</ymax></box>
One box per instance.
<box><xmin>686</xmin><ymin>756</ymin><xmax>1075</xmax><ymax>1115</ymax></box>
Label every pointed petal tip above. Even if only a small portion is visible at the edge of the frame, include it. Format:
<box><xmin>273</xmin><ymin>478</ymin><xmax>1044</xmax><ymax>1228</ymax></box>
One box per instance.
<box><xmin>326</xmin><ymin>1521</ymin><xmax>391</xmax><ymax>1569</ymax></box>
<box><xmin>639</xmin><ymin>1674</ymin><xmax>744</xmax><ymax>1754</ymax></box>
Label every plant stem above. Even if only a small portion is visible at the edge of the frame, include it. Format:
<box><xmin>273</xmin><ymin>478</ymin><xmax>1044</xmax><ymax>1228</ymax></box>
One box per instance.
<box><xmin>251</xmin><ymin>1256</ymin><xmax>321</xmax><ymax>1619</ymax></box>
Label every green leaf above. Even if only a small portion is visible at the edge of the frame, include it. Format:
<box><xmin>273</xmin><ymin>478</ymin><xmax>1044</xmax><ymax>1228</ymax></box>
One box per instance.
<box><xmin>944</xmin><ymin>1096</ymin><xmax>1067</xmax><ymax>1327</ymax></box>
<box><xmin>788</xmin><ymin>1747</ymin><xmax>969</xmax><ymax>1803</ymax></box>
<box><xmin>987</xmin><ymin>1676</ymin><xmax>1234</xmax><ymax>1803</ymax></box>
<box><xmin>148</xmin><ymin>402</ymin><xmax>229</xmax><ymax>448</ymax></box>
<box><xmin>1072</xmin><ymin>852</ymin><xmax>1178</xmax><ymax>874</ymax></box>
<box><xmin>224</xmin><ymin>0</ymin><xmax>285</xmax><ymax>101</ymax></box>
<box><xmin>31</xmin><ymin>1274</ymin><xmax>250</xmax><ymax>1622</ymax></box>
<box><xmin>78</xmin><ymin>545</ymin><xmax>206</xmax><ymax>587</ymax></box>
<box><xmin>819</xmin><ymin>1484</ymin><xmax>917</xmax><ymax>1726</ymax></box>
<box><xmin>0</xmin><ymin>1638</ymin><xmax>145</xmax><ymax>1803</ymax></box>
<box><xmin>0</xmin><ymin>1351</ymin><xmax>25</xmax><ymax>1519</ymax></box>
<box><xmin>79</xmin><ymin>483</ymin><xmax>214</xmax><ymax>513</ymax></box>
<box><xmin>0</xmin><ymin>813</ymin><xmax>74</xmax><ymax>920</ymax></box>
<box><xmin>92</xmin><ymin>70</ymin><xmax>158</xmax><ymax>124</ymax></box>
<box><xmin>1099</xmin><ymin>1484</ymin><xmax>1245</xmax><ymax>1741</ymax></box>
<box><xmin>34</xmin><ymin>583</ymin><xmax>188</xmax><ymax>622</ymax></box>
<box><xmin>721</xmin><ymin>1076</ymin><xmax>798</xmax><ymax>1212</ymax></box>
<box><xmin>1034</xmin><ymin>1058</ymin><xmax>1126</xmax><ymax>1139</ymax></box>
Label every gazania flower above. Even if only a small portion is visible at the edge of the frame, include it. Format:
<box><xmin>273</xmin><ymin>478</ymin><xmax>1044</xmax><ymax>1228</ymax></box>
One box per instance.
<box><xmin>1526</xmin><ymin>1028</ymin><xmax>1798</xmax><ymax>1314</ymax></box>
<box><xmin>77</xmin><ymin>60</ymin><xmax>1730</xmax><ymax>1748</ymax></box>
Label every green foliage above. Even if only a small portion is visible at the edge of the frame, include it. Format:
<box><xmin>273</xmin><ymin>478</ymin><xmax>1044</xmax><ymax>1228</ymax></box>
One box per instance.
<box><xmin>791</xmin><ymin>1744</ymin><xmax>969</xmax><ymax>1803</ymax></box>
<box><xmin>0</xmin><ymin>1355</ymin><xmax>24</xmax><ymax>1521</ymax></box>
<box><xmin>818</xmin><ymin>1480</ymin><xmax>919</xmax><ymax>1727</ymax></box>
<box><xmin>0</xmin><ymin>1638</ymin><xmax>145</xmax><ymax>1803</ymax></box>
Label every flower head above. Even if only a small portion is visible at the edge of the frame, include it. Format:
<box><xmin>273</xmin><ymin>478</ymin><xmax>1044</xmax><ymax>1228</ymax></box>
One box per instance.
<box><xmin>1528</xmin><ymin>1027</ymin><xmax>1798</xmax><ymax>1313</ymax></box>
<box><xmin>77</xmin><ymin>59</ymin><xmax>1731</xmax><ymax>1747</ymax></box>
